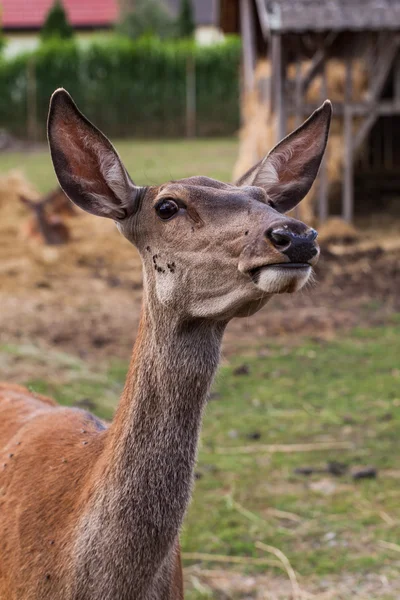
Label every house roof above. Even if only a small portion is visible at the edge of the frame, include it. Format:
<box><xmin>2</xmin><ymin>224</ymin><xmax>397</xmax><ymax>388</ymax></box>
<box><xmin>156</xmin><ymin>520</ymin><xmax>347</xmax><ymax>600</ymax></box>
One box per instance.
<box><xmin>1</xmin><ymin>0</ymin><xmax>118</xmax><ymax>30</ymax></box>
<box><xmin>259</xmin><ymin>0</ymin><xmax>400</xmax><ymax>33</ymax></box>
<box><xmin>165</xmin><ymin>0</ymin><xmax>217</xmax><ymax>27</ymax></box>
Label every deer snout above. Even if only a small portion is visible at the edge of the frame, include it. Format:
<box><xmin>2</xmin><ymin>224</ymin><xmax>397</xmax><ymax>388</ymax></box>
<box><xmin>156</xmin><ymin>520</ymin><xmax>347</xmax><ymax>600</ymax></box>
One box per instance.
<box><xmin>266</xmin><ymin>223</ymin><xmax>319</xmax><ymax>266</ymax></box>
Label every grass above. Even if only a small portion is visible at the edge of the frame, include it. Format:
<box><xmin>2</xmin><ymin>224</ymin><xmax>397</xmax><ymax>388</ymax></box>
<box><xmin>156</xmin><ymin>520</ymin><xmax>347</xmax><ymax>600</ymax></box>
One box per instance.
<box><xmin>2</xmin><ymin>321</ymin><xmax>400</xmax><ymax>594</ymax></box>
<box><xmin>0</xmin><ymin>138</ymin><xmax>239</xmax><ymax>192</ymax></box>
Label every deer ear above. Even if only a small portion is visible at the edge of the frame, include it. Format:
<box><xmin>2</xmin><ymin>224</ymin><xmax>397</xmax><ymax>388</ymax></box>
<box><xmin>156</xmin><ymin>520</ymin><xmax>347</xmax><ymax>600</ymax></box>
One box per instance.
<box><xmin>47</xmin><ymin>89</ymin><xmax>139</xmax><ymax>220</ymax></box>
<box><xmin>236</xmin><ymin>101</ymin><xmax>332</xmax><ymax>213</ymax></box>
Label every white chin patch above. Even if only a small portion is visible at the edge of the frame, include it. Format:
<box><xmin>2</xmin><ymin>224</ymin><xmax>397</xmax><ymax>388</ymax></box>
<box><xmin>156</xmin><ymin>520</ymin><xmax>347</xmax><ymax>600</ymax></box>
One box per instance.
<box><xmin>255</xmin><ymin>266</ymin><xmax>312</xmax><ymax>294</ymax></box>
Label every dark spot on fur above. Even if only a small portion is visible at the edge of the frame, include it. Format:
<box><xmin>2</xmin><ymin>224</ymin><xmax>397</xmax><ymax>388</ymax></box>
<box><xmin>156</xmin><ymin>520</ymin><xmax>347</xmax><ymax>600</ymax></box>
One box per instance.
<box><xmin>3</xmin><ymin>464</ymin><xmax>6</xmax><ymax>468</ymax></box>
<box><xmin>45</xmin><ymin>574</ymin><xmax>51</xmax><ymax>581</ymax></box>
<box><xmin>157</xmin><ymin>267</ymin><xmax>163</xmax><ymax>273</ymax></box>
<box><xmin>167</xmin><ymin>263</ymin><xmax>176</xmax><ymax>273</ymax></box>
<box><xmin>82</xmin><ymin>441</ymin><xmax>88</xmax><ymax>445</ymax></box>
<box><xmin>16</xmin><ymin>442</ymin><xmax>21</xmax><ymax>446</ymax></box>
<box><xmin>81</xmin><ymin>429</ymin><xmax>87</xmax><ymax>434</ymax></box>
<box><xmin>146</xmin><ymin>246</ymin><xmax>151</xmax><ymax>252</ymax></box>
<box><xmin>62</xmin><ymin>458</ymin><xmax>68</xmax><ymax>463</ymax></box>
<box><xmin>191</xmin><ymin>226</ymin><xmax>195</xmax><ymax>233</ymax></box>
<box><xmin>8</xmin><ymin>453</ymin><xmax>13</xmax><ymax>458</ymax></box>
<box><xmin>49</xmin><ymin>540</ymin><xmax>55</xmax><ymax>545</ymax></box>
<box><xmin>245</xmin><ymin>230</ymin><xmax>249</xmax><ymax>236</ymax></box>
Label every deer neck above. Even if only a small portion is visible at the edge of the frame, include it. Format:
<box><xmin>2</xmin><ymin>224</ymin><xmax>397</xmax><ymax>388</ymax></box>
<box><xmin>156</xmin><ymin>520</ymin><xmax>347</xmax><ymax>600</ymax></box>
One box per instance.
<box><xmin>75</xmin><ymin>291</ymin><xmax>225</xmax><ymax>596</ymax></box>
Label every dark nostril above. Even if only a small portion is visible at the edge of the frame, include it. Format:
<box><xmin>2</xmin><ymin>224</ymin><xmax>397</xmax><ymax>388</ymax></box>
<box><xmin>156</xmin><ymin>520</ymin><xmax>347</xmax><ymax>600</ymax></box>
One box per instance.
<box><xmin>266</xmin><ymin>228</ymin><xmax>292</xmax><ymax>251</ymax></box>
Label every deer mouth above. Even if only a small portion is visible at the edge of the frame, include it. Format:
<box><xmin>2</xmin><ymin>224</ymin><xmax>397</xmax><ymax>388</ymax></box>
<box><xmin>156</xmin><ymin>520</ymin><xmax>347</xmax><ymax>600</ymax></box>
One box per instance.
<box><xmin>247</xmin><ymin>263</ymin><xmax>312</xmax><ymax>294</ymax></box>
<box><xmin>248</xmin><ymin>262</ymin><xmax>311</xmax><ymax>279</ymax></box>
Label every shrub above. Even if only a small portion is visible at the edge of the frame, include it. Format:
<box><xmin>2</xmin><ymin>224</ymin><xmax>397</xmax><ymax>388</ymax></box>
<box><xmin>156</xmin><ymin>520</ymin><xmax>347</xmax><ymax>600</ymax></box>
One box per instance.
<box><xmin>116</xmin><ymin>0</ymin><xmax>175</xmax><ymax>40</ymax></box>
<box><xmin>176</xmin><ymin>0</ymin><xmax>195</xmax><ymax>39</ymax></box>
<box><xmin>0</xmin><ymin>36</ymin><xmax>241</xmax><ymax>139</ymax></box>
<box><xmin>40</xmin><ymin>0</ymin><xmax>74</xmax><ymax>42</ymax></box>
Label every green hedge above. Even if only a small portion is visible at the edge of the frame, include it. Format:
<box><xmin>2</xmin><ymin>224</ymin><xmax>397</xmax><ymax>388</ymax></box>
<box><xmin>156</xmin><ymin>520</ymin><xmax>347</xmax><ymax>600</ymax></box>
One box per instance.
<box><xmin>0</xmin><ymin>36</ymin><xmax>241</xmax><ymax>139</ymax></box>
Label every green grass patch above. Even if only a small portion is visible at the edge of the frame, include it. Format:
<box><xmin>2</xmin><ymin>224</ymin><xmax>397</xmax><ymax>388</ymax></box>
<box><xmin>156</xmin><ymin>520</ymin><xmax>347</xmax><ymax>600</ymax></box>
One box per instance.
<box><xmin>0</xmin><ymin>138</ymin><xmax>238</xmax><ymax>193</ymax></box>
<box><xmin>1</xmin><ymin>322</ymin><xmax>400</xmax><ymax>580</ymax></box>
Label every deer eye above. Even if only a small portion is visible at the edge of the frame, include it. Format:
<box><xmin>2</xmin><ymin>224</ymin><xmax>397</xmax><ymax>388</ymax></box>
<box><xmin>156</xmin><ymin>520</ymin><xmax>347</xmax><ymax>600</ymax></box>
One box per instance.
<box><xmin>155</xmin><ymin>199</ymin><xmax>179</xmax><ymax>220</ymax></box>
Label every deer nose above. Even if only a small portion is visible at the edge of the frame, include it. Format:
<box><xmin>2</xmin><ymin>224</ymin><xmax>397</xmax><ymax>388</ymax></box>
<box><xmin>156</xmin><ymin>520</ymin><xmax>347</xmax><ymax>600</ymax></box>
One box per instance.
<box><xmin>267</xmin><ymin>229</ymin><xmax>292</xmax><ymax>251</ymax></box>
<box><xmin>266</xmin><ymin>226</ymin><xmax>319</xmax><ymax>263</ymax></box>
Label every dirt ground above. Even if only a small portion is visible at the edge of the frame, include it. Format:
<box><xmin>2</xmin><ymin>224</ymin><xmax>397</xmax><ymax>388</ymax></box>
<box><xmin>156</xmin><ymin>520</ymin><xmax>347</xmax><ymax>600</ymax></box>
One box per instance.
<box><xmin>184</xmin><ymin>567</ymin><xmax>400</xmax><ymax>600</ymax></box>
<box><xmin>1</xmin><ymin>183</ymin><xmax>400</xmax><ymax>370</ymax></box>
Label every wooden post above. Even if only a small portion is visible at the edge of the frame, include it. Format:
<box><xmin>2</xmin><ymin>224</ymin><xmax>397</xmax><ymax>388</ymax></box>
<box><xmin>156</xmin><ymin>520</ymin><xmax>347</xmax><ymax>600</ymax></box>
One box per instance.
<box><xmin>294</xmin><ymin>46</ymin><xmax>302</xmax><ymax>219</ymax></box>
<box><xmin>294</xmin><ymin>51</ymin><xmax>303</xmax><ymax>128</ymax></box>
<box><xmin>318</xmin><ymin>60</ymin><xmax>329</xmax><ymax>222</ymax></box>
<box><xmin>272</xmin><ymin>33</ymin><xmax>286</xmax><ymax>142</ymax></box>
<box><xmin>26</xmin><ymin>57</ymin><xmax>37</xmax><ymax>143</ymax></box>
<box><xmin>240</xmin><ymin>0</ymin><xmax>256</xmax><ymax>92</ymax></box>
<box><xmin>353</xmin><ymin>37</ymin><xmax>399</xmax><ymax>153</ymax></box>
<box><xmin>343</xmin><ymin>57</ymin><xmax>353</xmax><ymax>222</ymax></box>
<box><xmin>394</xmin><ymin>52</ymin><xmax>400</xmax><ymax>104</ymax></box>
<box><xmin>186</xmin><ymin>54</ymin><xmax>196</xmax><ymax>138</ymax></box>
<box><xmin>383</xmin><ymin>117</ymin><xmax>393</xmax><ymax>170</ymax></box>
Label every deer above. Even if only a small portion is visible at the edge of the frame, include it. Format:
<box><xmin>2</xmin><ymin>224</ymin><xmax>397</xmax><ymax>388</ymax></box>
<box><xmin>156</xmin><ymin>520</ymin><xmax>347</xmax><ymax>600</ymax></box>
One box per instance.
<box><xmin>0</xmin><ymin>89</ymin><xmax>331</xmax><ymax>599</ymax></box>
<box><xmin>19</xmin><ymin>188</ymin><xmax>72</xmax><ymax>245</ymax></box>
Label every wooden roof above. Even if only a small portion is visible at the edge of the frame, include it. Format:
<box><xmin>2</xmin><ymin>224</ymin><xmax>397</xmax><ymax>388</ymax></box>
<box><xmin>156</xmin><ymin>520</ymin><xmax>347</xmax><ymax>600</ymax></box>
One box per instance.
<box><xmin>260</xmin><ymin>0</ymin><xmax>400</xmax><ymax>33</ymax></box>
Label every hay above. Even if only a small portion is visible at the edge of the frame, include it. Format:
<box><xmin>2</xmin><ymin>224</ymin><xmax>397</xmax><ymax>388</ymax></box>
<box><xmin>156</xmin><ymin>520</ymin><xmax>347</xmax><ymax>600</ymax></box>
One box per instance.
<box><xmin>287</xmin><ymin>58</ymin><xmax>368</xmax><ymax>103</ymax></box>
<box><xmin>234</xmin><ymin>58</ymin><xmax>369</xmax><ymax>222</ymax></box>
<box><xmin>318</xmin><ymin>217</ymin><xmax>359</xmax><ymax>244</ymax></box>
<box><xmin>0</xmin><ymin>170</ymin><xmax>39</xmax><ymax>205</ymax></box>
<box><xmin>0</xmin><ymin>168</ymin><xmax>142</xmax><ymax>289</ymax></box>
<box><xmin>233</xmin><ymin>60</ymin><xmax>275</xmax><ymax>183</ymax></box>
<box><xmin>0</xmin><ymin>170</ymin><xmax>40</xmax><ymax>229</ymax></box>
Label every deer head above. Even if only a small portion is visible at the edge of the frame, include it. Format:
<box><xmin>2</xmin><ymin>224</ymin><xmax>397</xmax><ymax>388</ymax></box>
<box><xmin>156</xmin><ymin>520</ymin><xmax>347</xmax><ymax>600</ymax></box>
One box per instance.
<box><xmin>48</xmin><ymin>89</ymin><xmax>331</xmax><ymax>321</ymax></box>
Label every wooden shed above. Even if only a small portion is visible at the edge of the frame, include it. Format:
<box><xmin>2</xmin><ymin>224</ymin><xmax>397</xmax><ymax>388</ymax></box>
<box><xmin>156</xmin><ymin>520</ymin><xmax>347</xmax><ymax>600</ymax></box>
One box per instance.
<box><xmin>220</xmin><ymin>0</ymin><xmax>400</xmax><ymax>223</ymax></box>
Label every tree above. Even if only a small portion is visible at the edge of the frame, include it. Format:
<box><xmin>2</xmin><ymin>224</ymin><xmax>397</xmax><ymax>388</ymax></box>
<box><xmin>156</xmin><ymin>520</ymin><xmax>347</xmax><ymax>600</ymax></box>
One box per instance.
<box><xmin>176</xmin><ymin>0</ymin><xmax>195</xmax><ymax>39</ymax></box>
<box><xmin>0</xmin><ymin>5</ymin><xmax>6</xmax><ymax>54</ymax></box>
<box><xmin>41</xmin><ymin>0</ymin><xmax>74</xmax><ymax>42</ymax></box>
<box><xmin>117</xmin><ymin>0</ymin><xmax>175</xmax><ymax>40</ymax></box>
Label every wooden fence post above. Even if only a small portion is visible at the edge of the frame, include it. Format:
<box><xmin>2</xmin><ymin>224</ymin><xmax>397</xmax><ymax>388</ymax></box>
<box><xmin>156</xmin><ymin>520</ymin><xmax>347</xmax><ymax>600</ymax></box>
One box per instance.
<box><xmin>343</xmin><ymin>56</ymin><xmax>353</xmax><ymax>222</ymax></box>
<box><xmin>318</xmin><ymin>59</ymin><xmax>329</xmax><ymax>223</ymax></box>
<box><xmin>26</xmin><ymin>57</ymin><xmax>38</xmax><ymax>142</ymax></box>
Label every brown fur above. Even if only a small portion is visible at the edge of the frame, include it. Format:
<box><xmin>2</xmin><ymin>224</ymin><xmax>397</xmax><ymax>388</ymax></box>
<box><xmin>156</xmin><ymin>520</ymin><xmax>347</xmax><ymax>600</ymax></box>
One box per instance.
<box><xmin>0</xmin><ymin>89</ymin><xmax>331</xmax><ymax>599</ymax></box>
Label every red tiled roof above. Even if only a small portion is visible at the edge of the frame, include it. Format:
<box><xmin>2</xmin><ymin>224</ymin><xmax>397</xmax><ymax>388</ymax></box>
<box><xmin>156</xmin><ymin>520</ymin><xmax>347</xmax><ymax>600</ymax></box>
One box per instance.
<box><xmin>1</xmin><ymin>0</ymin><xmax>119</xmax><ymax>30</ymax></box>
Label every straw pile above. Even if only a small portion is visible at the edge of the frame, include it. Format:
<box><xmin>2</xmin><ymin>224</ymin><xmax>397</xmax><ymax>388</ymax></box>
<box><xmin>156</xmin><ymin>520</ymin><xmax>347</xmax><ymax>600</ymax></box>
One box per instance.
<box><xmin>234</xmin><ymin>58</ymin><xmax>369</xmax><ymax>226</ymax></box>
<box><xmin>0</xmin><ymin>170</ymin><xmax>39</xmax><ymax>212</ymax></box>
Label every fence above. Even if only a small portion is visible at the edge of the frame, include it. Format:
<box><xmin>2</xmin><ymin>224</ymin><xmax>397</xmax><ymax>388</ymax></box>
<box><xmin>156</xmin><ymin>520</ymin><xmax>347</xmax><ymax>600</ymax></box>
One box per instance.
<box><xmin>0</xmin><ymin>36</ymin><xmax>241</xmax><ymax>141</ymax></box>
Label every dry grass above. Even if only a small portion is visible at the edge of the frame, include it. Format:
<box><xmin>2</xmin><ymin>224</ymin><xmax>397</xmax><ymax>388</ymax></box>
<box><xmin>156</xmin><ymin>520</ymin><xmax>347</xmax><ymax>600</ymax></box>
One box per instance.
<box><xmin>233</xmin><ymin>59</ymin><xmax>369</xmax><ymax>224</ymax></box>
<box><xmin>317</xmin><ymin>218</ymin><xmax>359</xmax><ymax>244</ymax></box>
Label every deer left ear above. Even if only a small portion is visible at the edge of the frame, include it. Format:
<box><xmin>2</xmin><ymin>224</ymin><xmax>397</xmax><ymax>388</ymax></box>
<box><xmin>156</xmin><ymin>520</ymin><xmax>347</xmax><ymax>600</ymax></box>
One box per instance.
<box><xmin>236</xmin><ymin>101</ymin><xmax>332</xmax><ymax>213</ymax></box>
<box><xmin>47</xmin><ymin>88</ymin><xmax>139</xmax><ymax>220</ymax></box>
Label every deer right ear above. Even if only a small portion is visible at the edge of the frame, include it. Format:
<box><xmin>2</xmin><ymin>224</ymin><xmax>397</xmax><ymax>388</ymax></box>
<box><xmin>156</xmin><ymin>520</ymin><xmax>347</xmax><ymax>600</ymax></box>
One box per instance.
<box><xmin>47</xmin><ymin>89</ymin><xmax>139</xmax><ymax>220</ymax></box>
<box><xmin>236</xmin><ymin>101</ymin><xmax>332</xmax><ymax>213</ymax></box>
